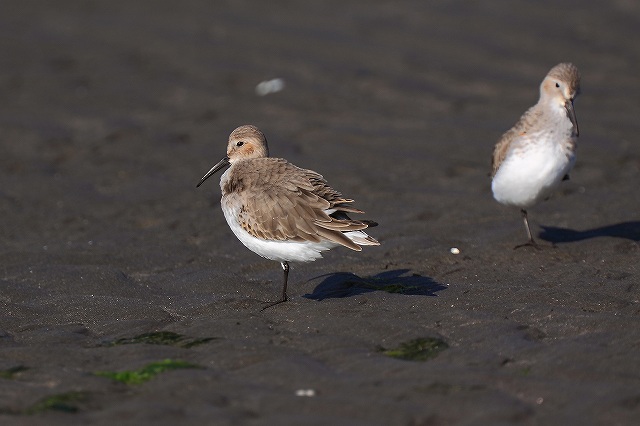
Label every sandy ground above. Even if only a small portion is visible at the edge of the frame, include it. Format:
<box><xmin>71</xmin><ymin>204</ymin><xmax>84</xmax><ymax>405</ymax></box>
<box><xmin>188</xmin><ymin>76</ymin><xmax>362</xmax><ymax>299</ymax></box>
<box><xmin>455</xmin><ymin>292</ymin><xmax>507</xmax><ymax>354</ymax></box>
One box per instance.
<box><xmin>1</xmin><ymin>1</ymin><xmax>639</xmax><ymax>424</ymax></box>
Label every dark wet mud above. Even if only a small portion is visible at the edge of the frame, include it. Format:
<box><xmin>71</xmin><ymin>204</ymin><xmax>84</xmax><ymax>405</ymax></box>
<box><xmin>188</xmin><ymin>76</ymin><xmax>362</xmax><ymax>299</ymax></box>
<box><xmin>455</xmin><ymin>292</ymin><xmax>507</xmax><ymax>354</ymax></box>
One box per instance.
<box><xmin>1</xmin><ymin>1</ymin><xmax>639</xmax><ymax>424</ymax></box>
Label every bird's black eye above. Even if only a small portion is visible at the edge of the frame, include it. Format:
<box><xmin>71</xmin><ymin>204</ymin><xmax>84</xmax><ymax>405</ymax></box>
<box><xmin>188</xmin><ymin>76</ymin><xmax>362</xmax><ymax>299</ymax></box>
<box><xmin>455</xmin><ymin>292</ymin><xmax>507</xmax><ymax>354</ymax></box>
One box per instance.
<box><xmin>236</xmin><ymin>141</ymin><xmax>244</xmax><ymax>147</ymax></box>
<box><xmin>555</xmin><ymin>82</ymin><xmax>560</xmax><ymax>88</ymax></box>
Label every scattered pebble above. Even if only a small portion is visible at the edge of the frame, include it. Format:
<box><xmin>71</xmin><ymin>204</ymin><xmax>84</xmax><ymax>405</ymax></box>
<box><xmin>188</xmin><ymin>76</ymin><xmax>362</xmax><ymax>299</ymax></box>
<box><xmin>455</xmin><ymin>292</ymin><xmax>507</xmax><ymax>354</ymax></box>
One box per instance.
<box><xmin>295</xmin><ymin>389</ymin><xmax>316</xmax><ymax>397</ymax></box>
<box><xmin>255</xmin><ymin>78</ymin><xmax>285</xmax><ymax>96</ymax></box>
<box><xmin>450</xmin><ymin>247</ymin><xmax>460</xmax><ymax>255</ymax></box>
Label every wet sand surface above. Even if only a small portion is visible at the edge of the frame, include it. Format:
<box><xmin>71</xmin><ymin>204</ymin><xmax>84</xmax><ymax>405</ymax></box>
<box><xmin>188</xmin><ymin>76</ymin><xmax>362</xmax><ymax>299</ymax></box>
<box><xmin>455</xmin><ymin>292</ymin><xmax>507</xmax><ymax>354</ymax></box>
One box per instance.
<box><xmin>1</xmin><ymin>1</ymin><xmax>640</xmax><ymax>424</ymax></box>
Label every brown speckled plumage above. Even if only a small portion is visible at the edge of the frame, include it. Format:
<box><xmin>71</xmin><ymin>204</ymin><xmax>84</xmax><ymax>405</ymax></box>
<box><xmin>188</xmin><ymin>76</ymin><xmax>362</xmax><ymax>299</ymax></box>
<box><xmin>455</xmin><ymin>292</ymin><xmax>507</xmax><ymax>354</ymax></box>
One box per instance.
<box><xmin>197</xmin><ymin>125</ymin><xmax>379</xmax><ymax>308</ymax></box>
<box><xmin>490</xmin><ymin>62</ymin><xmax>581</xmax><ymax>248</ymax></box>
<box><xmin>491</xmin><ymin>63</ymin><xmax>581</xmax><ymax>177</ymax></box>
<box><xmin>222</xmin><ymin>156</ymin><xmax>375</xmax><ymax>251</ymax></box>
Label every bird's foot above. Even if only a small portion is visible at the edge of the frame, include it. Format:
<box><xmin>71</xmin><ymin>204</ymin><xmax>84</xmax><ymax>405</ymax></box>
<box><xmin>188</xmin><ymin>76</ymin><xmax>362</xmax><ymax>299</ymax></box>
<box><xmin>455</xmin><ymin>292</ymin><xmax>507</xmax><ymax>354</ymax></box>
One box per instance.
<box><xmin>513</xmin><ymin>240</ymin><xmax>542</xmax><ymax>250</ymax></box>
<box><xmin>260</xmin><ymin>296</ymin><xmax>289</xmax><ymax>311</ymax></box>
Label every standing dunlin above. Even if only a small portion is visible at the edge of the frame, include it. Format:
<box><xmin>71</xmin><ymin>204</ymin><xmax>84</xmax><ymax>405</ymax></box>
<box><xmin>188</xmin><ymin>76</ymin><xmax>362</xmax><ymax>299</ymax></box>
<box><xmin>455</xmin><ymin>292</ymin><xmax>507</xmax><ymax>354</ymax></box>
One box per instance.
<box><xmin>197</xmin><ymin>125</ymin><xmax>379</xmax><ymax>309</ymax></box>
<box><xmin>491</xmin><ymin>63</ymin><xmax>581</xmax><ymax>248</ymax></box>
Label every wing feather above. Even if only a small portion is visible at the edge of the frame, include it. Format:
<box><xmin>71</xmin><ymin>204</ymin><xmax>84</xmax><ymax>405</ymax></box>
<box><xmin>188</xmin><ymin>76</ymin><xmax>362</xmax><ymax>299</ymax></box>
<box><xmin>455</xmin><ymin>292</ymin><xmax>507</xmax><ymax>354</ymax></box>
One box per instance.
<box><xmin>227</xmin><ymin>158</ymin><xmax>377</xmax><ymax>249</ymax></box>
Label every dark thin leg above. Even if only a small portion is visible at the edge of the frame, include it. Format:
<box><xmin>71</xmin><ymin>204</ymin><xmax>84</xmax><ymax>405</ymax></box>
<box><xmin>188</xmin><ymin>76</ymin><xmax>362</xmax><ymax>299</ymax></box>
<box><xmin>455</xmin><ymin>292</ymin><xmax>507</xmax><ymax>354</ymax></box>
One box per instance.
<box><xmin>514</xmin><ymin>209</ymin><xmax>539</xmax><ymax>249</ymax></box>
<box><xmin>279</xmin><ymin>261</ymin><xmax>289</xmax><ymax>301</ymax></box>
<box><xmin>261</xmin><ymin>261</ymin><xmax>290</xmax><ymax>311</ymax></box>
<box><xmin>522</xmin><ymin>209</ymin><xmax>534</xmax><ymax>243</ymax></box>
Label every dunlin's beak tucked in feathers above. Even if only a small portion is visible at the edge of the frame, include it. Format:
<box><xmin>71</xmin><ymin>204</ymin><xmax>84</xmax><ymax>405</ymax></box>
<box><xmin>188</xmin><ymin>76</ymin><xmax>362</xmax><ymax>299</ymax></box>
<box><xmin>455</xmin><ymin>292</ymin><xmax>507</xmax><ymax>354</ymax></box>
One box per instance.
<box><xmin>196</xmin><ymin>156</ymin><xmax>230</xmax><ymax>187</ymax></box>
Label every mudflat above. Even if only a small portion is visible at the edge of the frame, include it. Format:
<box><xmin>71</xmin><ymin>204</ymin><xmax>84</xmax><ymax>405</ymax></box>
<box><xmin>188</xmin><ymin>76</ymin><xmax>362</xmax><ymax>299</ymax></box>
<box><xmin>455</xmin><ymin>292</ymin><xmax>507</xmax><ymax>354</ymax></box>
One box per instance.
<box><xmin>1</xmin><ymin>1</ymin><xmax>639</xmax><ymax>424</ymax></box>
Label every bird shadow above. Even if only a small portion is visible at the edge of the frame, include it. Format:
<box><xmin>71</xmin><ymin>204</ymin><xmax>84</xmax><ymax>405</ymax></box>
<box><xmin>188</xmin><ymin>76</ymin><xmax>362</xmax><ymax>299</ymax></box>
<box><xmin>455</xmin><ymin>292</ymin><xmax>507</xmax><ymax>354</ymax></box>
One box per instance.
<box><xmin>303</xmin><ymin>269</ymin><xmax>447</xmax><ymax>301</ymax></box>
<box><xmin>539</xmin><ymin>221</ymin><xmax>640</xmax><ymax>243</ymax></box>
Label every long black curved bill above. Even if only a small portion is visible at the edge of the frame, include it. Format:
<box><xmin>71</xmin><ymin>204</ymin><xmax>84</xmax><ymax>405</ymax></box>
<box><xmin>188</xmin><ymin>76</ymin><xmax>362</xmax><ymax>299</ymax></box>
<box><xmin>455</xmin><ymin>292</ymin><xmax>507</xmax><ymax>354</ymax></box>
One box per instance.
<box><xmin>196</xmin><ymin>156</ymin><xmax>230</xmax><ymax>187</ymax></box>
<box><xmin>565</xmin><ymin>100</ymin><xmax>579</xmax><ymax>137</ymax></box>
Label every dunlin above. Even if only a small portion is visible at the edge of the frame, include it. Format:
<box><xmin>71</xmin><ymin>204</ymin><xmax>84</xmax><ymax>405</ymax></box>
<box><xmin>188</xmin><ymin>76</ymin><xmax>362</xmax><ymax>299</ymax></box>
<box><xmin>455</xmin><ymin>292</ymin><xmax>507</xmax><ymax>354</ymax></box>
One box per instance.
<box><xmin>197</xmin><ymin>125</ymin><xmax>379</xmax><ymax>308</ymax></box>
<box><xmin>491</xmin><ymin>62</ymin><xmax>581</xmax><ymax>248</ymax></box>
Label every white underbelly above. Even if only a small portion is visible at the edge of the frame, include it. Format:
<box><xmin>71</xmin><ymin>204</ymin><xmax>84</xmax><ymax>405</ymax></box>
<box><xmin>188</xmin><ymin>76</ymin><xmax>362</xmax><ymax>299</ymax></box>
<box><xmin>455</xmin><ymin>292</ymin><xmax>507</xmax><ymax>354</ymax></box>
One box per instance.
<box><xmin>492</xmin><ymin>143</ymin><xmax>575</xmax><ymax>208</ymax></box>
<box><xmin>220</xmin><ymin>199</ymin><xmax>337</xmax><ymax>263</ymax></box>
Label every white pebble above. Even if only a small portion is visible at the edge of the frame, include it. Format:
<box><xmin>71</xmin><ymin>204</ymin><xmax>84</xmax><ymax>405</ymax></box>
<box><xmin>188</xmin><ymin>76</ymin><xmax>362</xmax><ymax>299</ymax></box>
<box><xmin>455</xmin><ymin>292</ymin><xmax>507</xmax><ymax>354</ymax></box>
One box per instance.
<box><xmin>450</xmin><ymin>247</ymin><xmax>460</xmax><ymax>255</ymax></box>
<box><xmin>255</xmin><ymin>78</ymin><xmax>285</xmax><ymax>96</ymax></box>
<box><xmin>295</xmin><ymin>389</ymin><xmax>316</xmax><ymax>397</ymax></box>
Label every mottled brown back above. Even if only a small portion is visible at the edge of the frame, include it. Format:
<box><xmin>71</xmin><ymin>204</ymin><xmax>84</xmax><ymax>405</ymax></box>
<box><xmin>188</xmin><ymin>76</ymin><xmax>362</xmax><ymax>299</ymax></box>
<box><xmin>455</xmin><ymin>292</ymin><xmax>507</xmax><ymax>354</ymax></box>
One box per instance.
<box><xmin>224</xmin><ymin>157</ymin><xmax>377</xmax><ymax>250</ymax></box>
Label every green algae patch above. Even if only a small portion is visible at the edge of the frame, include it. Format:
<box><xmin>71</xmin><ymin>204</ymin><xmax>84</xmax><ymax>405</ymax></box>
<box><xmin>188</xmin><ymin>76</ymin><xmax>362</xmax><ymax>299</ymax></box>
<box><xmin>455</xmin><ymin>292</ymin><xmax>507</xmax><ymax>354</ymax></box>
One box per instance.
<box><xmin>104</xmin><ymin>331</ymin><xmax>216</xmax><ymax>348</ymax></box>
<box><xmin>24</xmin><ymin>391</ymin><xmax>90</xmax><ymax>414</ymax></box>
<box><xmin>0</xmin><ymin>365</ymin><xmax>28</xmax><ymax>379</ymax></box>
<box><xmin>180</xmin><ymin>337</ymin><xmax>217</xmax><ymax>348</ymax></box>
<box><xmin>381</xmin><ymin>337</ymin><xmax>449</xmax><ymax>361</ymax></box>
<box><xmin>519</xmin><ymin>366</ymin><xmax>532</xmax><ymax>376</ymax></box>
<box><xmin>95</xmin><ymin>359</ymin><xmax>202</xmax><ymax>385</ymax></box>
